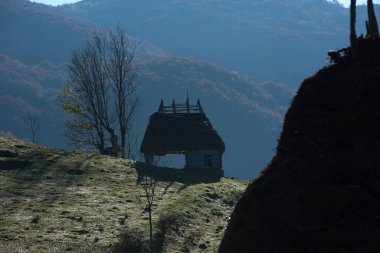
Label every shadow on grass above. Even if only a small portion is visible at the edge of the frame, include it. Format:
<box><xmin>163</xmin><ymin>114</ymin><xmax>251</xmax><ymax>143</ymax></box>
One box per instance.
<box><xmin>135</xmin><ymin>162</ymin><xmax>222</xmax><ymax>185</ymax></box>
<box><xmin>1</xmin><ymin>150</ymin><xmax>99</xmax><ymax>212</ymax></box>
<box><xmin>113</xmin><ymin>227</ymin><xmax>150</xmax><ymax>253</ymax></box>
<box><xmin>152</xmin><ymin>231</ymin><xmax>165</xmax><ymax>253</ymax></box>
<box><xmin>0</xmin><ymin>159</ymin><xmax>32</xmax><ymax>170</ymax></box>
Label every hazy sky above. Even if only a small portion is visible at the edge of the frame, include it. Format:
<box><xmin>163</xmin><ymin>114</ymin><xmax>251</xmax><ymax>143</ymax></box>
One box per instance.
<box><xmin>30</xmin><ymin>0</ymin><xmax>380</xmax><ymax>7</ymax></box>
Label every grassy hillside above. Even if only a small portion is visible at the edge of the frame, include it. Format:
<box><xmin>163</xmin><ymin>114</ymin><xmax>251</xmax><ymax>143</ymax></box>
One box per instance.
<box><xmin>0</xmin><ymin>136</ymin><xmax>247</xmax><ymax>252</ymax></box>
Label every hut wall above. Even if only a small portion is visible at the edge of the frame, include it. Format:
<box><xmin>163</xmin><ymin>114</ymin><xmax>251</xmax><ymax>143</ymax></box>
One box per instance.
<box><xmin>185</xmin><ymin>150</ymin><xmax>223</xmax><ymax>169</ymax></box>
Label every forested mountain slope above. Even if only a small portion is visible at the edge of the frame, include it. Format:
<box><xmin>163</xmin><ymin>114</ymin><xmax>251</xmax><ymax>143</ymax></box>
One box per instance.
<box><xmin>59</xmin><ymin>0</ymin><xmax>355</xmax><ymax>86</ymax></box>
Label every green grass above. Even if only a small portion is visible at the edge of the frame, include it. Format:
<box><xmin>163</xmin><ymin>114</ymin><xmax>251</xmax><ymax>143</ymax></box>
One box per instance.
<box><xmin>0</xmin><ymin>136</ymin><xmax>247</xmax><ymax>252</ymax></box>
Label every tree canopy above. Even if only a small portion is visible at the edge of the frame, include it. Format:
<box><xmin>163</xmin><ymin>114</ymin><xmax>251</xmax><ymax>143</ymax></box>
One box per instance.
<box><xmin>59</xmin><ymin>26</ymin><xmax>139</xmax><ymax>158</ymax></box>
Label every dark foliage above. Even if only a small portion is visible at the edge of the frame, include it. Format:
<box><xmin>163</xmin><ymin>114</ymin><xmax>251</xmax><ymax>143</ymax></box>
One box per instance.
<box><xmin>113</xmin><ymin>228</ymin><xmax>149</xmax><ymax>253</ymax></box>
<box><xmin>219</xmin><ymin>38</ymin><xmax>380</xmax><ymax>253</ymax></box>
<box><xmin>157</xmin><ymin>212</ymin><xmax>185</xmax><ymax>237</ymax></box>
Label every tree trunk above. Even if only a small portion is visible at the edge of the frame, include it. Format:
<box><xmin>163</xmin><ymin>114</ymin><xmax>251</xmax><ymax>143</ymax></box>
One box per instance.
<box><xmin>99</xmin><ymin>132</ymin><xmax>105</xmax><ymax>153</ymax></box>
<box><xmin>367</xmin><ymin>0</ymin><xmax>379</xmax><ymax>38</ymax></box>
<box><xmin>149</xmin><ymin>209</ymin><xmax>153</xmax><ymax>253</ymax></box>
<box><xmin>120</xmin><ymin>128</ymin><xmax>126</xmax><ymax>158</ymax></box>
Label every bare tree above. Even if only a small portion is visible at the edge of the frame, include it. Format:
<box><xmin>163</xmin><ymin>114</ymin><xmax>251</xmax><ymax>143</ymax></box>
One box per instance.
<box><xmin>107</xmin><ymin>27</ymin><xmax>139</xmax><ymax>158</ymax></box>
<box><xmin>60</xmin><ymin>40</ymin><xmax>109</xmax><ymax>152</ymax></box>
<box><xmin>23</xmin><ymin>111</ymin><xmax>40</xmax><ymax>143</ymax></box>
<box><xmin>59</xmin><ymin>26</ymin><xmax>139</xmax><ymax>157</ymax></box>
<box><xmin>139</xmin><ymin>175</ymin><xmax>156</xmax><ymax>253</ymax></box>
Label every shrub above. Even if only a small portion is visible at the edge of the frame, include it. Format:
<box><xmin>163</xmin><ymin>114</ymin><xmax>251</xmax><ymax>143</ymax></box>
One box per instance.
<box><xmin>113</xmin><ymin>228</ymin><xmax>149</xmax><ymax>253</ymax></box>
<box><xmin>157</xmin><ymin>212</ymin><xmax>184</xmax><ymax>236</ymax></box>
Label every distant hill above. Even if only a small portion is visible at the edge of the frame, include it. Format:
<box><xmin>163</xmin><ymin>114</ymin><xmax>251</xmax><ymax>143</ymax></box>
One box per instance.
<box><xmin>0</xmin><ymin>0</ymin><xmax>166</xmax><ymax>64</ymax></box>
<box><xmin>58</xmin><ymin>0</ymin><xmax>350</xmax><ymax>86</ymax></box>
<box><xmin>0</xmin><ymin>0</ymin><xmax>296</xmax><ymax>178</ymax></box>
<box><xmin>0</xmin><ymin>54</ymin><xmax>67</xmax><ymax>145</ymax></box>
<box><xmin>59</xmin><ymin>0</ymin><xmax>380</xmax><ymax>86</ymax></box>
<box><xmin>0</xmin><ymin>0</ymin><xmax>92</xmax><ymax>64</ymax></box>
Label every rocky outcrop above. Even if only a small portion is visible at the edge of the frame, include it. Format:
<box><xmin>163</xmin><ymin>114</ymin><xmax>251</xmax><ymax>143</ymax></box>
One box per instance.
<box><xmin>219</xmin><ymin>38</ymin><xmax>380</xmax><ymax>252</ymax></box>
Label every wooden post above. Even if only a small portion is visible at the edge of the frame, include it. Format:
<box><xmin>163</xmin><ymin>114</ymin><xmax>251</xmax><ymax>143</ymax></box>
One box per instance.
<box><xmin>367</xmin><ymin>0</ymin><xmax>379</xmax><ymax>38</ymax></box>
<box><xmin>197</xmin><ymin>99</ymin><xmax>203</xmax><ymax>113</ymax></box>
<box><xmin>144</xmin><ymin>153</ymin><xmax>153</xmax><ymax>165</ymax></box>
<box><xmin>350</xmin><ymin>0</ymin><xmax>358</xmax><ymax>59</ymax></box>
<box><xmin>172</xmin><ymin>100</ymin><xmax>176</xmax><ymax>114</ymax></box>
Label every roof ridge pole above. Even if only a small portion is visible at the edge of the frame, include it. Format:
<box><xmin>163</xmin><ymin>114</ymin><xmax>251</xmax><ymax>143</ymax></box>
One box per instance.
<box><xmin>159</xmin><ymin>99</ymin><xmax>164</xmax><ymax>112</ymax></box>
<box><xmin>172</xmin><ymin>100</ymin><xmax>176</xmax><ymax>114</ymax></box>
<box><xmin>197</xmin><ymin>98</ymin><xmax>203</xmax><ymax>113</ymax></box>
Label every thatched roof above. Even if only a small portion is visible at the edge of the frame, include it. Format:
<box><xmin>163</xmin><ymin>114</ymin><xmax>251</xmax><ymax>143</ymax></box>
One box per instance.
<box><xmin>140</xmin><ymin>100</ymin><xmax>225</xmax><ymax>155</ymax></box>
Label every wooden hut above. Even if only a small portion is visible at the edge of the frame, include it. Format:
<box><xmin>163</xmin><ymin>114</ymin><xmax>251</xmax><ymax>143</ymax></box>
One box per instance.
<box><xmin>140</xmin><ymin>99</ymin><xmax>225</xmax><ymax>172</ymax></box>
